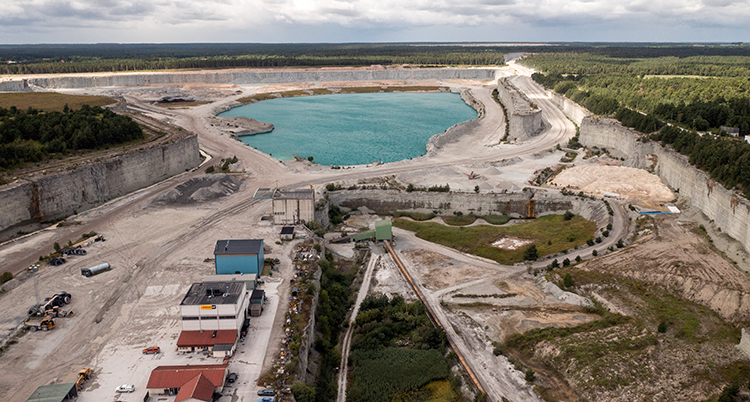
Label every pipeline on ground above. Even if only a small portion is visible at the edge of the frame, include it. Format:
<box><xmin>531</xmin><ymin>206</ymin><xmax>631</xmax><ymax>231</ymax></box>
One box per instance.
<box><xmin>383</xmin><ymin>240</ymin><xmax>491</xmax><ymax>401</ymax></box>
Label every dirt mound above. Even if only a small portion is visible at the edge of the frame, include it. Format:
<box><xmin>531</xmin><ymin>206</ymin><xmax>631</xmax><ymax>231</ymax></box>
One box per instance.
<box><xmin>581</xmin><ymin>216</ymin><xmax>750</xmax><ymax>323</ymax></box>
<box><xmin>551</xmin><ymin>165</ymin><xmax>674</xmax><ymax>201</ymax></box>
<box><xmin>154</xmin><ymin>174</ymin><xmax>242</xmax><ymax>205</ymax></box>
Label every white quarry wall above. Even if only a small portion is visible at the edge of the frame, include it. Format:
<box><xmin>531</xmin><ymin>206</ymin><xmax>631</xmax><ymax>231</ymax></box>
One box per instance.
<box><xmin>0</xmin><ymin>181</ymin><xmax>35</xmax><ymax>231</ymax></box>
<box><xmin>548</xmin><ymin>91</ymin><xmax>590</xmax><ymax>126</ymax></box>
<box><xmin>0</xmin><ymin>135</ymin><xmax>202</xmax><ymax>233</ymax></box>
<box><xmin>496</xmin><ymin>78</ymin><xmax>543</xmax><ymax>141</ymax></box>
<box><xmin>0</xmin><ymin>79</ymin><xmax>28</xmax><ymax>92</ymax></box>
<box><xmin>0</xmin><ymin>68</ymin><xmax>498</xmax><ymax>91</ymax></box>
<box><xmin>329</xmin><ymin>189</ymin><xmax>610</xmax><ymax>227</ymax></box>
<box><xmin>580</xmin><ymin>116</ymin><xmax>750</xmax><ymax>254</ymax></box>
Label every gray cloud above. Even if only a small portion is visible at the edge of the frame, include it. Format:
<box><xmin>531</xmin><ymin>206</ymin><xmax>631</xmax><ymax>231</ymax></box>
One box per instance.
<box><xmin>0</xmin><ymin>0</ymin><xmax>749</xmax><ymax>43</ymax></box>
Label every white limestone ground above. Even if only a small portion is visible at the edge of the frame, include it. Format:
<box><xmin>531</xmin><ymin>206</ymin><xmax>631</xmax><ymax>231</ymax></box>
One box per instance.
<box><xmin>550</xmin><ymin>164</ymin><xmax>675</xmax><ymax>201</ymax></box>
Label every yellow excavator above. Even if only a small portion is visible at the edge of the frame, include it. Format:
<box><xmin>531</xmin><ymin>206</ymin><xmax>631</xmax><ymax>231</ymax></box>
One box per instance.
<box><xmin>76</xmin><ymin>368</ymin><xmax>92</xmax><ymax>391</ymax></box>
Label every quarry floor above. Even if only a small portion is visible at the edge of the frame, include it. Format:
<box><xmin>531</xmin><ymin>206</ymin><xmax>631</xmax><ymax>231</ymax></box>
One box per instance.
<box><xmin>1</xmin><ymin>61</ymin><xmax>748</xmax><ymax>402</ymax></box>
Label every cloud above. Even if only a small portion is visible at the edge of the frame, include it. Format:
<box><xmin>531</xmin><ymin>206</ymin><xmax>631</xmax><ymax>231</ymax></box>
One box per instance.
<box><xmin>1</xmin><ymin>0</ymin><xmax>749</xmax><ymax>43</ymax></box>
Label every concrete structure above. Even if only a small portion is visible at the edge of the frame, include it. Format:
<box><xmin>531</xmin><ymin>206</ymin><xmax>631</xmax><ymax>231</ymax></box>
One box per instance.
<box><xmin>214</xmin><ymin>239</ymin><xmax>264</xmax><ymax>275</ymax></box>
<box><xmin>280</xmin><ymin>226</ymin><xmax>295</xmax><ymax>240</ymax></box>
<box><xmin>26</xmin><ymin>383</ymin><xmax>77</xmax><ymax>402</ymax></box>
<box><xmin>272</xmin><ymin>189</ymin><xmax>315</xmax><ymax>225</ymax></box>
<box><xmin>0</xmin><ymin>134</ymin><xmax>201</xmax><ymax>235</ymax></box>
<box><xmin>146</xmin><ymin>364</ymin><xmax>227</xmax><ymax>401</ymax></box>
<box><xmin>721</xmin><ymin>126</ymin><xmax>741</xmax><ymax>137</ymax></box>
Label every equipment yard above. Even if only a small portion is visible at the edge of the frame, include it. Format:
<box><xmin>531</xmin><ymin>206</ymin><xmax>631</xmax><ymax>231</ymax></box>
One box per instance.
<box><xmin>1</xmin><ymin>57</ymin><xmax>749</xmax><ymax>402</ymax></box>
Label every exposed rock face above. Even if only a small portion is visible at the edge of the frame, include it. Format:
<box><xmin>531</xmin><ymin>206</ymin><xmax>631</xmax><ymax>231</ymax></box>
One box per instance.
<box><xmin>0</xmin><ymin>135</ymin><xmax>202</xmax><ymax>234</ymax></box>
<box><xmin>0</xmin><ymin>68</ymin><xmax>498</xmax><ymax>91</ymax></box>
<box><xmin>495</xmin><ymin>78</ymin><xmax>543</xmax><ymax>141</ymax></box>
<box><xmin>580</xmin><ymin>116</ymin><xmax>750</xmax><ymax>255</ymax></box>
<box><xmin>547</xmin><ymin>91</ymin><xmax>590</xmax><ymax>126</ymax></box>
<box><xmin>328</xmin><ymin>189</ymin><xmax>610</xmax><ymax>228</ymax></box>
<box><xmin>153</xmin><ymin>174</ymin><xmax>242</xmax><ymax>205</ymax></box>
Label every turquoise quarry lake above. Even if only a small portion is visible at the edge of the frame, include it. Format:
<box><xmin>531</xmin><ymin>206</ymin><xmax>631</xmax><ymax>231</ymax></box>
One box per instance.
<box><xmin>219</xmin><ymin>92</ymin><xmax>478</xmax><ymax>166</ymax></box>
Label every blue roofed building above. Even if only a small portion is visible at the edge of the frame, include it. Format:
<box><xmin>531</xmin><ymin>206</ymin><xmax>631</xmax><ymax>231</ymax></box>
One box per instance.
<box><xmin>214</xmin><ymin>239</ymin><xmax>264</xmax><ymax>275</ymax></box>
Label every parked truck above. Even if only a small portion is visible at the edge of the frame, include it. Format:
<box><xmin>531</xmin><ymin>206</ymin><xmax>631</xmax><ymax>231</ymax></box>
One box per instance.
<box><xmin>24</xmin><ymin>315</ymin><xmax>55</xmax><ymax>331</ymax></box>
<box><xmin>81</xmin><ymin>263</ymin><xmax>111</xmax><ymax>277</ymax></box>
<box><xmin>28</xmin><ymin>291</ymin><xmax>72</xmax><ymax>316</ymax></box>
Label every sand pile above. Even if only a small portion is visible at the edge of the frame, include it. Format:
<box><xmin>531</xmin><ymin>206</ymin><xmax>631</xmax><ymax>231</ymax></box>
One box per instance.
<box><xmin>551</xmin><ymin>165</ymin><xmax>674</xmax><ymax>201</ymax></box>
<box><xmin>153</xmin><ymin>174</ymin><xmax>242</xmax><ymax>205</ymax></box>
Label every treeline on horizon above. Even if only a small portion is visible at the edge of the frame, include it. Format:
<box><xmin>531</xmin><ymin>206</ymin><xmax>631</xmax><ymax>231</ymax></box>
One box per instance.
<box><xmin>0</xmin><ymin>105</ymin><xmax>143</xmax><ymax>169</ymax></box>
<box><xmin>526</xmin><ymin>52</ymin><xmax>750</xmax><ymax>197</ymax></box>
<box><xmin>1</xmin><ymin>42</ymin><xmax>749</xmax><ymax>74</ymax></box>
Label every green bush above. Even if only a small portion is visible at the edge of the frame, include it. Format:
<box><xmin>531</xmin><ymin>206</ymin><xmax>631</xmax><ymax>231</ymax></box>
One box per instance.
<box><xmin>525</xmin><ymin>369</ymin><xmax>536</xmax><ymax>382</ymax></box>
<box><xmin>0</xmin><ymin>271</ymin><xmax>13</xmax><ymax>284</ymax></box>
<box><xmin>523</xmin><ymin>244</ymin><xmax>538</xmax><ymax>261</ymax></box>
<box><xmin>658</xmin><ymin>321</ymin><xmax>668</xmax><ymax>333</ymax></box>
<box><xmin>563</xmin><ymin>211</ymin><xmax>574</xmax><ymax>221</ymax></box>
<box><xmin>291</xmin><ymin>380</ymin><xmax>316</xmax><ymax>402</ymax></box>
<box><xmin>563</xmin><ymin>272</ymin><xmax>574</xmax><ymax>288</ymax></box>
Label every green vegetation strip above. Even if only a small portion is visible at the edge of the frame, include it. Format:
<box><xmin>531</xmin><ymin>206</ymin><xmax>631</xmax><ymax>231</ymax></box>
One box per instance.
<box><xmin>0</xmin><ymin>93</ymin><xmax>115</xmax><ymax>112</ymax></box>
<box><xmin>393</xmin><ymin>214</ymin><xmax>597</xmax><ymax>265</ymax></box>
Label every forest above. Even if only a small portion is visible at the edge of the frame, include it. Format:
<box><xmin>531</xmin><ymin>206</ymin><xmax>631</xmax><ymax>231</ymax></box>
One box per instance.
<box><xmin>525</xmin><ymin>52</ymin><xmax>750</xmax><ymax>197</ymax></box>
<box><xmin>2</xmin><ymin>43</ymin><xmax>749</xmax><ymax>74</ymax></box>
<box><xmin>346</xmin><ymin>294</ymin><xmax>458</xmax><ymax>402</ymax></box>
<box><xmin>0</xmin><ymin>105</ymin><xmax>143</xmax><ymax>169</ymax></box>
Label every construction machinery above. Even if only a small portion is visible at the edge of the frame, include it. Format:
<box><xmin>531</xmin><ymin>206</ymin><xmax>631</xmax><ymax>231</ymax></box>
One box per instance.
<box><xmin>28</xmin><ymin>291</ymin><xmax>72</xmax><ymax>316</ymax></box>
<box><xmin>48</xmin><ymin>305</ymin><xmax>74</xmax><ymax>318</ymax></box>
<box><xmin>464</xmin><ymin>171</ymin><xmax>481</xmax><ymax>180</ymax></box>
<box><xmin>24</xmin><ymin>315</ymin><xmax>55</xmax><ymax>331</ymax></box>
<box><xmin>76</xmin><ymin>368</ymin><xmax>92</xmax><ymax>390</ymax></box>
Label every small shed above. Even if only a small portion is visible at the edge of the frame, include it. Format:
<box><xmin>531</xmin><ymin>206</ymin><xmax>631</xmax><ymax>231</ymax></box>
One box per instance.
<box><xmin>212</xmin><ymin>343</ymin><xmax>235</xmax><ymax>358</ymax></box>
<box><xmin>26</xmin><ymin>383</ymin><xmax>78</xmax><ymax>402</ymax></box>
<box><xmin>250</xmin><ymin>289</ymin><xmax>265</xmax><ymax>304</ymax></box>
<box><xmin>280</xmin><ymin>226</ymin><xmax>295</xmax><ymax>240</ymax></box>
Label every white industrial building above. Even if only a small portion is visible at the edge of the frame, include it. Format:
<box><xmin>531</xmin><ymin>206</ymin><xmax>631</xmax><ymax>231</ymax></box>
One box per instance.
<box><xmin>272</xmin><ymin>188</ymin><xmax>315</xmax><ymax>225</ymax></box>
<box><xmin>177</xmin><ymin>281</ymin><xmax>248</xmax><ymax>354</ymax></box>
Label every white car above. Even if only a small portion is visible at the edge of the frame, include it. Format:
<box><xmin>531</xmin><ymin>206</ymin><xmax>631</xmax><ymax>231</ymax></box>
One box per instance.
<box><xmin>115</xmin><ymin>384</ymin><xmax>135</xmax><ymax>393</ymax></box>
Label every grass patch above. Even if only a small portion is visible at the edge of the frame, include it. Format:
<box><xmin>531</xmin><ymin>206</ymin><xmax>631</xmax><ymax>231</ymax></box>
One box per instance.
<box><xmin>441</xmin><ymin>214</ymin><xmax>477</xmax><ymax>226</ymax></box>
<box><xmin>349</xmin><ymin>348</ymin><xmax>450</xmax><ymax>402</ymax></box>
<box><xmin>393</xmin><ymin>214</ymin><xmax>597</xmax><ymax>265</ymax></box>
<box><xmin>393</xmin><ymin>211</ymin><xmax>436</xmax><ymax>221</ymax></box>
<box><xmin>0</xmin><ymin>92</ymin><xmax>115</xmax><ymax>112</ymax></box>
<box><xmin>480</xmin><ymin>214</ymin><xmax>512</xmax><ymax>225</ymax></box>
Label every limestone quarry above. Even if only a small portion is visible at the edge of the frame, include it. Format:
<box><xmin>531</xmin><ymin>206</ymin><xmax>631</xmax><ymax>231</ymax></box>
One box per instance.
<box><xmin>0</xmin><ymin>59</ymin><xmax>749</xmax><ymax>402</ymax></box>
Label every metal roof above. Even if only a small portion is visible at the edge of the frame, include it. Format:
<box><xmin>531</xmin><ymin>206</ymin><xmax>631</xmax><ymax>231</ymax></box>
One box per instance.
<box><xmin>280</xmin><ymin>226</ymin><xmax>295</xmax><ymax>235</ymax></box>
<box><xmin>26</xmin><ymin>383</ymin><xmax>77</xmax><ymax>402</ymax></box>
<box><xmin>214</xmin><ymin>239</ymin><xmax>263</xmax><ymax>256</ymax></box>
<box><xmin>273</xmin><ymin>188</ymin><xmax>314</xmax><ymax>200</ymax></box>
<box><xmin>180</xmin><ymin>282</ymin><xmax>245</xmax><ymax>306</ymax></box>
<box><xmin>177</xmin><ymin>330</ymin><xmax>237</xmax><ymax>348</ymax></box>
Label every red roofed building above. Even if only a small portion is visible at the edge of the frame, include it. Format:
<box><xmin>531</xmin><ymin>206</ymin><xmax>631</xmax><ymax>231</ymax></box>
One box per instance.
<box><xmin>176</xmin><ymin>329</ymin><xmax>237</xmax><ymax>356</ymax></box>
<box><xmin>175</xmin><ymin>373</ymin><xmax>216</xmax><ymax>402</ymax></box>
<box><xmin>146</xmin><ymin>364</ymin><xmax>227</xmax><ymax>399</ymax></box>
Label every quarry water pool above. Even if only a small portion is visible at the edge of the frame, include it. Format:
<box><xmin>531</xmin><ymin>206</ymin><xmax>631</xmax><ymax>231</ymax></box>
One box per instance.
<box><xmin>219</xmin><ymin>92</ymin><xmax>478</xmax><ymax>166</ymax></box>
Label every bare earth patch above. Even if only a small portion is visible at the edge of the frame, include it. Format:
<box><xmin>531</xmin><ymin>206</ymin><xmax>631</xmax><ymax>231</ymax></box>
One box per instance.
<box><xmin>492</xmin><ymin>236</ymin><xmax>533</xmax><ymax>250</ymax></box>
<box><xmin>550</xmin><ymin>165</ymin><xmax>674</xmax><ymax>201</ymax></box>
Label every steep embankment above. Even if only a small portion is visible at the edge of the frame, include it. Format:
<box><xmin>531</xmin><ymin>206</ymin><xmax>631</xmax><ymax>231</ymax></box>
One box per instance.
<box><xmin>0</xmin><ymin>68</ymin><xmax>498</xmax><ymax>91</ymax></box>
<box><xmin>579</xmin><ymin>116</ymin><xmax>750</xmax><ymax>257</ymax></box>
<box><xmin>495</xmin><ymin>77</ymin><xmax>543</xmax><ymax>141</ymax></box>
<box><xmin>0</xmin><ymin>135</ymin><xmax>202</xmax><ymax>235</ymax></box>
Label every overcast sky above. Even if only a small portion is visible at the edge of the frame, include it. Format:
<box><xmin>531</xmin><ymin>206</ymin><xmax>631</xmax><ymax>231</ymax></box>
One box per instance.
<box><xmin>0</xmin><ymin>0</ymin><xmax>748</xmax><ymax>44</ymax></box>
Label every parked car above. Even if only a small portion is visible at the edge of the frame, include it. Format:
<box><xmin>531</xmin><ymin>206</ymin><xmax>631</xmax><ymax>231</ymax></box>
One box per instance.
<box><xmin>142</xmin><ymin>346</ymin><xmax>160</xmax><ymax>354</ymax></box>
<box><xmin>258</xmin><ymin>398</ymin><xmax>274</xmax><ymax>402</ymax></box>
<box><xmin>115</xmin><ymin>384</ymin><xmax>135</xmax><ymax>393</ymax></box>
<box><xmin>258</xmin><ymin>389</ymin><xmax>275</xmax><ymax>396</ymax></box>
<box><xmin>227</xmin><ymin>372</ymin><xmax>237</xmax><ymax>383</ymax></box>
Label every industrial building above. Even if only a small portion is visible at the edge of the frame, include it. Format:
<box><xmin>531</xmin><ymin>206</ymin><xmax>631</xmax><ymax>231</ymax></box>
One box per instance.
<box><xmin>26</xmin><ymin>383</ymin><xmax>77</xmax><ymax>402</ymax></box>
<box><xmin>178</xmin><ymin>281</ymin><xmax>248</xmax><ymax>353</ymax></box>
<box><xmin>253</xmin><ymin>187</ymin><xmax>315</xmax><ymax>225</ymax></box>
<box><xmin>351</xmin><ymin>219</ymin><xmax>393</xmax><ymax>242</ymax></box>
<box><xmin>214</xmin><ymin>239</ymin><xmax>264</xmax><ymax>275</ymax></box>
<box><xmin>146</xmin><ymin>364</ymin><xmax>227</xmax><ymax>402</ymax></box>
<box><xmin>280</xmin><ymin>226</ymin><xmax>295</xmax><ymax>240</ymax></box>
